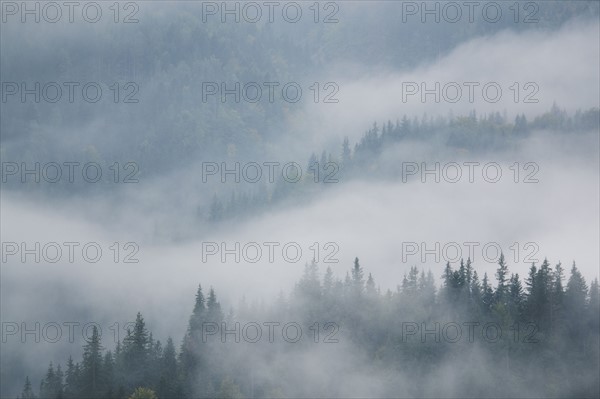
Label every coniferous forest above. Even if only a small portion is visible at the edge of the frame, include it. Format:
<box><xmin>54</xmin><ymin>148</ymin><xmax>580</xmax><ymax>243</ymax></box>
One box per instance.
<box><xmin>17</xmin><ymin>256</ymin><xmax>600</xmax><ymax>398</ymax></box>
<box><xmin>2</xmin><ymin>2</ymin><xmax>600</xmax><ymax>399</ymax></box>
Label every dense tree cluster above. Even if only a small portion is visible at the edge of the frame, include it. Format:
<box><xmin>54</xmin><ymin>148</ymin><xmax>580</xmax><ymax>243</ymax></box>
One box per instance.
<box><xmin>19</xmin><ymin>256</ymin><xmax>599</xmax><ymax>398</ymax></box>
<box><xmin>206</xmin><ymin>105</ymin><xmax>600</xmax><ymax>222</ymax></box>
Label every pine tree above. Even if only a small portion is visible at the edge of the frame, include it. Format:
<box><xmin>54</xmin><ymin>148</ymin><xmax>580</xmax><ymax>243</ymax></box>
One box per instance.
<box><xmin>458</xmin><ymin>259</ymin><xmax>466</xmax><ymax>288</ymax></box>
<box><xmin>565</xmin><ymin>262</ymin><xmax>589</xmax><ymax>349</ymax></box>
<box><xmin>470</xmin><ymin>270</ymin><xmax>481</xmax><ymax>305</ymax></box>
<box><xmin>525</xmin><ymin>263</ymin><xmax>537</xmax><ymax>296</ymax></box>
<box><xmin>64</xmin><ymin>356</ymin><xmax>77</xmax><ymax>398</ymax></box>
<box><xmin>81</xmin><ymin>326</ymin><xmax>103</xmax><ymax>398</ymax></box>
<box><xmin>99</xmin><ymin>351</ymin><xmax>114</xmax><ymax>397</ymax></box>
<box><xmin>513</xmin><ymin>114</ymin><xmax>529</xmax><ymax>136</ymax></box>
<box><xmin>401</xmin><ymin>274</ymin><xmax>409</xmax><ymax>294</ymax></box>
<box><xmin>554</xmin><ymin>262</ymin><xmax>565</xmax><ymax>305</ymax></box>
<box><xmin>125</xmin><ymin>312</ymin><xmax>150</xmax><ymax>388</ymax></box>
<box><xmin>55</xmin><ymin>364</ymin><xmax>65</xmax><ymax>398</ymax></box>
<box><xmin>147</xmin><ymin>336</ymin><xmax>163</xmax><ymax>384</ymax></box>
<box><xmin>552</xmin><ymin>262</ymin><xmax>566</xmax><ymax>331</ymax></box>
<box><xmin>206</xmin><ymin>287</ymin><xmax>224</xmax><ymax>323</ymax></box>
<box><xmin>180</xmin><ymin>285</ymin><xmax>212</xmax><ymax>397</ymax></box>
<box><xmin>351</xmin><ymin>257</ymin><xmax>364</xmax><ymax>295</ymax></box>
<box><xmin>442</xmin><ymin>262</ymin><xmax>462</xmax><ymax>304</ymax></box>
<box><xmin>566</xmin><ymin>262</ymin><xmax>588</xmax><ymax>310</ymax></box>
<box><xmin>158</xmin><ymin>337</ymin><xmax>178</xmax><ymax>399</ymax></box>
<box><xmin>525</xmin><ymin>263</ymin><xmax>538</xmax><ymax>321</ymax></box>
<box><xmin>323</xmin><ymin>266</ymin><xmax>334</xmax><ymax>295</ymax></box>
<box><xmin>442</xmin><ymin>262</ymin><xmax>453</xmax><ymax>299</ymax></box>
<box><xmin>528</xmin><ymin>259</ymin><xmax>553</xmax><ymax>329</ymax></box>
<box><xmin>465</xmin><ymin>258</ymin><xmax>473</xmax><ymax>290</ymax></box>
<box><xmin>132</xmin><ymin>313</ymin><xmax>149</xmax><ymax>358</ymax></box>
<box><xmin>189</xmin><ymin>284</ymin><xmax>206</xmax><ymax>333</ymax></box>
<box><xmin>459</xmin><ymin>258</ymin><xmax>473</xmax><ymax>305</ymax></box>
<box><xmin>40</xmin><ymin>362</ymin><xmax>56</xmax><ymax>399</ymax></box>
<box><xmin>495</xmin><ymin>253</ymin><xmax>509</xmax><ymax>305</ymax></box>
<box><xmin>20</xmin><ymin>376</ymin><xmax>36</xmax><ymax>399</ymax></box>
<box><xmin>481</xmin><ymin>273</ymin><xmax>494</xmax><ymax>314</ymax></box>
<box><xmin>366</xmin><ymin>273</ymin><xmax>377</xmax><ymax>297</ymax></box>
<box><xmin>508</xmin><ymin>273</ymin><xmax>524</xmax><ymax>321</ymax></box>
<box><xmin>419</xmin><ymin>270</ymin><xmax>437</xmax><ymax>311</ymax></box>
<box><xmin>297</xmin><ymin>259</ymin><xmax>321</xmax><ymax>300</ymax></box>
<box><xmin>408</xmin><ymin>266</ymin><xmax>419</xmax><ymax>294</ymax></box>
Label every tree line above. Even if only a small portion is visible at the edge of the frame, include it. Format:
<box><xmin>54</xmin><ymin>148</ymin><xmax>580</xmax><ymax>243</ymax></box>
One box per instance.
<box><xmin>206</xmin><ymin>105</ymin><xmax>600</xmax><ymax>222</ymax></box>
<box><xmin>18</xmin><ymin>255</ymin><xmax>599</xmax><ymax>398</ymax></box>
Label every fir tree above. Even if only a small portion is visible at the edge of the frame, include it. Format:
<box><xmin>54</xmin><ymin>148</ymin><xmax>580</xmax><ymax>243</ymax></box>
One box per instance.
<box><xmin>81</xmin><ymin>326</ymin><xmax>103</xmax><ymax>398</ymax></box>
<box><xmin>351</xmin><ymin>257</ymin><xmax>364</xmax><ymax>295</ymax></box>
<box><xmin>495</xmin><ymin>253</ymin><xmax>509</xmax><ymax>305</ymax></box>
<box><xmin>20</xmin><ymin>376</ymin><xmax>36</xmax><ymax>399</ymax></box>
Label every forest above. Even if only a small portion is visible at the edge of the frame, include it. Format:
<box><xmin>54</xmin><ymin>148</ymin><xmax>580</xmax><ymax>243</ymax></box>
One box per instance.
<box><xmin>3</xmin><ymin>2</ymin><xmax>599</xmax><ymax>398</ymax></box>
<box><xmin>206</xmin><ymin>105</ymin><xmax>600</xmax><ymax>223</ymax></box>
<box><xmin>2</xmin><ymin>2</ymin><xmax>598</xmax><ymax>188</ymax></box>
<box><xmin>17</xmin><ymin>255</ymin><xmax>600</xmax><ymax>398</ymax></box>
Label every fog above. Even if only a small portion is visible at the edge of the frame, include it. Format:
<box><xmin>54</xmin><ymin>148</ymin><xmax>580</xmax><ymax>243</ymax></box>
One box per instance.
<box><xmin>1</xmin><ymin>1</ymin><xmax>599</xmax><ymax>398</ymax></box>
<box><xmin>295</xmin><ymin>17</ymin><xmax>600</xmax><ymax>148</ymax></box>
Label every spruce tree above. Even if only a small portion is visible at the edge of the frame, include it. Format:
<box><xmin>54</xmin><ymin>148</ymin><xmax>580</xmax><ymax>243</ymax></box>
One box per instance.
<box><xmin>366</xmin><ymin>273</ymin><xmax>377</xmax><ymax>296</ymax></box>
<box><xmin>158</xmin><ymin>337</ymin><xmax>178</xmax><ymax>398</ymax></box>
<box><xmin>323</xmin><ymin>266</ymin><xmax>334</xmax><ymax>295</ymax></box>
<box><xmin>206</xmin><ymin>287</ymin><xmax>224</xmax><ymax>323</ymax></box>
<box><xmin>566</xmin><ymin>262</ymin><xmax>588</xmax><ymax>310</ymax></box>
<box><xmin>20</xmin><ymin>376</ymin><xmax>36</xmax><ymax>399</ymax></box>
<box><xmin>565</xmin><ymin>262</ymin><xmax>589</xmax><ymax>350</ymax></box>
<box><xmin>351</xmin><ymin>257</ymin><xmax>364</xmax><ymax>293</ymax></box>
<box><xmin>101</xmin><ymin>351</ymin><xmax>114</xmax><ymax>397</ymax></box>
<box><xmin>508</xmin><ymin>274</ymin><xmax>524</xmax><ymax>321</ymax></box>
<box><xmin>481</xmin><ymin>273</ymin><xmax>494</xmax><ymax>314</ymax></box>
<box><xmin>64</xmin><ymin>356</ymin><xmax>77</xmax><ymax>398</ymax></box>
<box><xmin>39</xmin><ymin>362</ymin><xmax>64</xmax><ymax>399</ymax></box>
<box><xmin>39</xmin><ymin>362</ymin><xmax>56</xmax><ymax>399</ymax></box>
<box><xmin>81</xmin><ymin>326</ymin><xmax>103</xmax><ymax>398</ymax></box>
<box><xmin>495</xmin><ymin>253</ymin><xmax>509</xmax><ymax>305</ymax></box>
